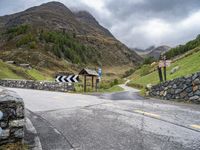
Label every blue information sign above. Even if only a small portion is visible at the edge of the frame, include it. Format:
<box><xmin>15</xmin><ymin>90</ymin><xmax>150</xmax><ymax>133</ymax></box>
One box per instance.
<box><xmin>98</xmin><ymin>68</ymin><xmax>102</xmax><ymax>77</ymax></box>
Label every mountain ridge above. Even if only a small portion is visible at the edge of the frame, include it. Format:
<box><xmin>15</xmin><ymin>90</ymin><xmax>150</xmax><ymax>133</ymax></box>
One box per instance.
<box><xmin>0</xmin><ymin>1</ymin><xmax>142</xmax><ymax>75</ymax></box>
<box><xmin>133</xmin><ymin>45</ymin><xmax>170</xmax><ymax>59</ymax></box>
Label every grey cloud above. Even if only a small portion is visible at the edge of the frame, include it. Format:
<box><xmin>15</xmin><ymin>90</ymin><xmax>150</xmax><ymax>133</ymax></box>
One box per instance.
<box><xmin>106</xmin><ymin>0</ymin><xmax>200</xmax><ymax>21</ymax></box>
<box><xmin>0</xmin><ymin>0</ymin><xmax>200</xmax><ymax>49</ymax></box>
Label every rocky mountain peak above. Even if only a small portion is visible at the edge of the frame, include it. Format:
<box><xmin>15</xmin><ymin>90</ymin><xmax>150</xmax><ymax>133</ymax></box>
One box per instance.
<box><xmin>0</xmin><ymin>1</ymin><xmax>142</xmax><ymax>69</ymax></box>
<box><xmin>26</xmin><ymin>1</ymin><xmax>74</xmax><ymax>16</ymax></box>
<box><xmin>74</xmin><ymin>11</ymin><xmax>98</xmax><ymax>25</ymax></box>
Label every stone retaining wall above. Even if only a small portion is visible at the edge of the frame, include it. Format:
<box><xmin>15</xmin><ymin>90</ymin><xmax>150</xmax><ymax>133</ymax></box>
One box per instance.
<box><xmin>149</xmin><ymin>72</ymin><xmax>200</xmax><ymax>104</ymax></box>
<box><xmin>0</xmin><ymin>79</ymin><xmax>74</xmax><ymax>92</ymax></box>
<box><xmin>0</xmin><ymin>87</ymin><xmax>24</xmax><ymax>145</ymax></box>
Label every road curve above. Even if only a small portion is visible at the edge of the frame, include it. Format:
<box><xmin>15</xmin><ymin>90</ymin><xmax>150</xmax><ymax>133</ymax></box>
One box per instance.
<box><xmin>7</xmin><ymin>87</ymin><xmax>200</xmax><ymax>150</ymax></box>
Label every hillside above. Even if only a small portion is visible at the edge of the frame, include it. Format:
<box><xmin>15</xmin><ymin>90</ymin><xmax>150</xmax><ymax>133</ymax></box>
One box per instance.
<box><xmin>128</xmin><ymin>46</ymin><xmax>200</xmax><ymax>88</ymax></box>
<box><xmin>0</xmin><ymin>1</ymin><xmax>142</xmax><ymax>78</ymax></box>
<box><xmin>165</xmin><ymin>35</ymin><xmax>200</xmax><ymax>59</ymax></box>
<box><xmin>0</xmin><ymin>60</ymin><xmax>52</xmax><ymax>80</ymax></box>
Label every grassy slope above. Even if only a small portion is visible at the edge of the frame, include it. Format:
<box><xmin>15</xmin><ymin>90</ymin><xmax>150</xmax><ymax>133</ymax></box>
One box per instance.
<box><xmin>98</xmin><ymin>85</ymin><xmax>124</xmax><ymax>93</ymax></box>
<box><xmin>0</xmin><ymin>60</ymin><xmax>52</xmax><ymax>80</ymax></box>
<box><xmin>26</xmin><ymin>69</ymin><xmax>53</xmax><ymax>81</ymax></box>
<box><xmin>0</xmin><ymin>61</ymin><xmax>22</xmax><ymax>79</ymax></box>
<box><xmin>128</xmin><ymin>48</ymin><xmax>200</xmax><ymax>87</ymax></box>
<box><xmin>75</xmin><ymin>84</ymin><xmax>124</xmax><ymax>93</ymax></box>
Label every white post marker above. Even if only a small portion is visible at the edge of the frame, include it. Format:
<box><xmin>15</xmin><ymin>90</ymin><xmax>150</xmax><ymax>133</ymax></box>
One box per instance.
<box><xmin>0</xmin><ymin>111</ymin><xmax>3</xmax><ymax>135</ymax></box>
<box><xmin>159</xmin><ymin>60</ymin><xmax>171</xmax><ymax>67</ymax></box>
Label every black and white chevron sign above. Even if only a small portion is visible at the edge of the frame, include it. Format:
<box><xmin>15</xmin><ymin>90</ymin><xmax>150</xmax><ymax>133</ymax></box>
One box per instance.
<box><xmin>56</xmin><ymin>75</ymin><xmax>79</xmax><ymax>83</ymax></box>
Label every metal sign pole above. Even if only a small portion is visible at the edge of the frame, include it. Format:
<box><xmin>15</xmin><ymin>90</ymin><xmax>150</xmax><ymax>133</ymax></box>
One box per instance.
<box><xmin>96</xmin><ymin>78</ymin><xmax>99</xmax><ymax>92</ymax></box>
<box><xmin>97</xmin><ymin>68</ymin><xmax>102</xmax><ymax>92</ymax></box>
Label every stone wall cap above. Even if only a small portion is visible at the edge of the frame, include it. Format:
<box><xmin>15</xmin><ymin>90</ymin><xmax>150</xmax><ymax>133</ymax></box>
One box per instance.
<box><xmin>0</xmin><ymin>87</ymin><xmax>3</xmax><ymax>93</ymax></box>
<box><xmin>0</xmin><ymin>79</ymin><xmax>34</xmax><ymax>81</ymax></box>
<box><xmin>0</xmin><ymin>89</ymin><xmax>23</xmax><ymax>102</ymax></box>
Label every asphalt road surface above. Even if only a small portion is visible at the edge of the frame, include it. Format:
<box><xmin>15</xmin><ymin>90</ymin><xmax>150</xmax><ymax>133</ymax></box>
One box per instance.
<box><xmin>8</xmin><ymin>86</ymin><xmax>200</xmax><ymax>150</ymax></box>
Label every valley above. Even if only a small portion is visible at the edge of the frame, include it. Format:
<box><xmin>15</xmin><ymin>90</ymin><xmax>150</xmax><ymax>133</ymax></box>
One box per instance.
<box><xmin>1</xmin><ymin>1</ymin><xmax>200</xmax><ymax>150</ymax></box>
<box><xmin>0</xmin><ymin>2</ymin><xmax>199</xmax><ymax>90</ymax></box>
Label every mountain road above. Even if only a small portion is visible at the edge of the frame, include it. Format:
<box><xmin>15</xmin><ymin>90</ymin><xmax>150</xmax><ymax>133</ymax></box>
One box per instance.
<box><xmin>7</xmin><ymin>86</ymin><xmax>200</xmax><ymax>150</ymax></box>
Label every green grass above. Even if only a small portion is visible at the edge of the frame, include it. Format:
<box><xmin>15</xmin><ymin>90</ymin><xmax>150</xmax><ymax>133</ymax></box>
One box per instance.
<box><xmin>75</xmin><ymin>83</ymin><xmax>124</xmax><ymax>93</ymax></box>
<box><xmin>0</xmin><ymin>61</ymin><xmax>23</xmax><ymax>79</ymax></box>
<box><xmin>98</xmin><ymin>85</ymin><xmax>124</xmax><ymax>93</ymax></box>
<box><xmin>0</xmin><ymin>60</ymin><xmax>53</xmax><ymax>81</ymax></box>
<box><xmin>26</xmin><ymin>69</ymin><xmax>53</xmax><ymax>81</ymax></box>
<box><xmin>128</xmin><ymin>49</ymin><xmax>200</xmax><ymax>87</ymax></box>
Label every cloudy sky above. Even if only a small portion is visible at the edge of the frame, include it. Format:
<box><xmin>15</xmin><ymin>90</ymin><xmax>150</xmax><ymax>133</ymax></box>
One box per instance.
<box><xmin>0</xmin><ymin>0</ymin><xmax>200</xmax><ymax>49</ymax></box>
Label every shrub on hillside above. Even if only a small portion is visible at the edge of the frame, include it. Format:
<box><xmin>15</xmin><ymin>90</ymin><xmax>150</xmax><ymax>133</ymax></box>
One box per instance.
<box><xmin>39</xmin><ymin>30</ymin><xmax>100</xmax><ymax>64</ymax></box>
<box><xmin>165</xmin><ymin>35</ymin><xmax>200</xmax><ymax>59</ymax></box>
<box><xmin>143</xmin><ymin>56</ymin><xmax>155</xmax><ymax>65</ymax></box>
<box><xmin>6</xmin><ymin>25</ymin><xmax>29</xmax><ymax>40</ymax></box>
<box><xmin>100</xmin><ymin>79</ymin><xmax>120</xmax><ymax>89</ymax></box>
<box><xmin>140</xmin><ymin>65</ymin><xmax>150</xmax><ymax>76</ymax></box>
<box><xmin>123</xmin><ymin>69</ymin><xmax>135</xmax><ymax>78</ymax></box>
<box><xmin>29</xmin><ymin>41</ymin><xmax>36</xmax><ymax>49</ymax></box>
<box><xmin>16</xmin><ymin>34</ymin><xmax>35</xmax><ymax>47</ymax></box>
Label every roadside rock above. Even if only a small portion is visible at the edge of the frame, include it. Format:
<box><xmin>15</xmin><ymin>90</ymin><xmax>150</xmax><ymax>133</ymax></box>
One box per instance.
<box><xmin>170</xmin><ymin>66</ymin><xmax>180</xmax><ymax>74</ymax></box>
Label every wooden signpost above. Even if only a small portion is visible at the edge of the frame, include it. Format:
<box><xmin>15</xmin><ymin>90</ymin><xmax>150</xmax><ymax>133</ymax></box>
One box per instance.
<box><xmin>158</xmin><ymin>55</ymin><xmax>171</xmax><ymax>82</ymax></box>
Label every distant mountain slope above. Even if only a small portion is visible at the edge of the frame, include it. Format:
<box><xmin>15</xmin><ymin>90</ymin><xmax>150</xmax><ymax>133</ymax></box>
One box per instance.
<box><xmin>148</xmin><ymin>45</ymin><xmax>171</xmax><ymax>59</ymax></box>
<box><xmin>133</xmin><ymin>46</ymin><xmax>155</xmax><ymax>57</ymax></box>
<box><xmin>133</xmin><ymin>45</ymin><xmax>170</xmax><ymax>59</ymax></box>
<box><xmin>0</xmin><ymin>1</ymin><xmax>142</xmax><ymax>73</ymax></box>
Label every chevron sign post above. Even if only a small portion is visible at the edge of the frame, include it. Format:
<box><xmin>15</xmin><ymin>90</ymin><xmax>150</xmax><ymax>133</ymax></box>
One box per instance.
<box><xmin>56</xmin><ymin>75</ymin><xmax>79</xmax><ymax>83</ymax></box>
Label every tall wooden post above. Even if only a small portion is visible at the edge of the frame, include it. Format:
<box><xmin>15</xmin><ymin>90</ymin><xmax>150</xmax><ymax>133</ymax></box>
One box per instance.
<box><xmin>163</xmin><ymin>66</ymin><xmax>167</xmax><ymax>81</ymax></box>
<box><xmin>92</xmin><ymin>76</ymin><xmax>94</xmax><ymax>90</ymax></box>
<box><xmin>163</xmin><ymin>56</ymin><xmax>167</xmax><ymax>81</ymax></box>
<box><xmin>157</xmin><ymin>66</ymin><xmax>163</xmax><ymax>82</ymax></box>
<box><xmin>84</xmin><ymin>75</ymin><xmax>86</xmax><ymax>92</ymax></box>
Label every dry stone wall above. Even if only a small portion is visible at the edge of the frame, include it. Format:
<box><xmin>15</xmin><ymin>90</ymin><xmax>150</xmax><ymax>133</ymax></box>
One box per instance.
<box><xmin>149</xmin><ymin>72</ymin><xmax>200</xmax><ymax>104</ymax></box>
<box><xmin>0</xmin><ymin>79</ymin><xmax>74</xmax><ymax>92</ymax></box>
<box><xmin>0</xmin><ymin>87</ymin><xmax>24</xmax><ymax>145</ymax></box>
